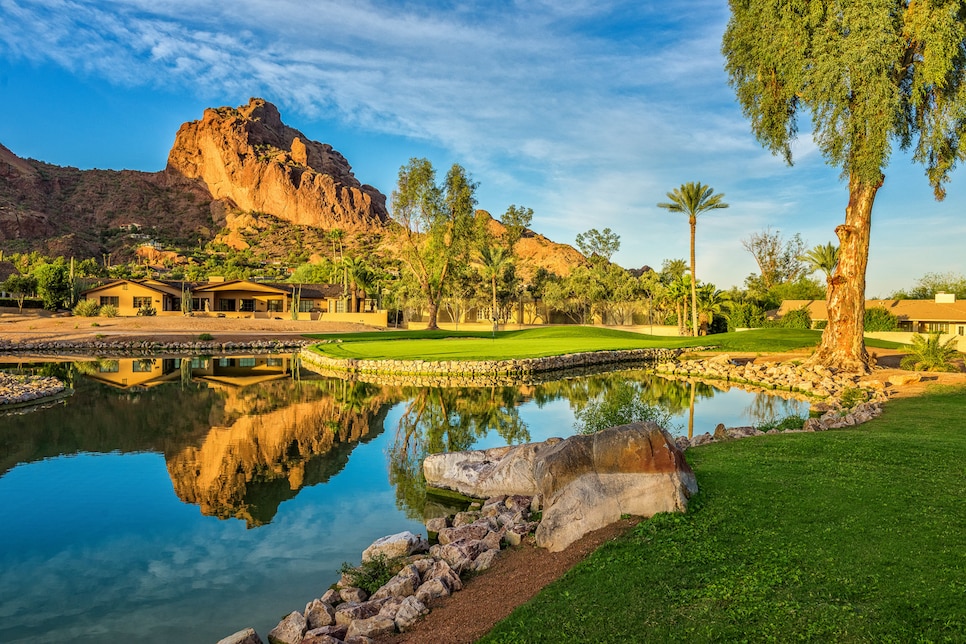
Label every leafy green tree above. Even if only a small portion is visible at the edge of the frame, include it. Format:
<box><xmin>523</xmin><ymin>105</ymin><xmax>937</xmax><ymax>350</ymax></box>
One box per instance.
<box><xmin>500</xmin><ymin>204</ymin><xmax>533</xmax><ymax>252</ymax></box>
<box><xmin>657</xmin><ymin>182</ymin><xmax>728</xmax><ymax>336</ymax></box>
<box><xmin>390</xmin><ymin>158</ymin><xmax>481</xmax><ymax>330</ymax></box>
<box><xmin>864</xmin><ymin>306</ymin><xmax>899</xmax><ymax>332</ymax></box>
<box><xmin>723</xmin><ymin>1</ymin><xmax>966</xmax><ymax>371</ymax></box>
<box><xmin>33</xmin><ymin>261</ymin><xmax>72</xmax><ymax>310</ymax></box>
<box><xmin>760</xmin><ymin>275</ymin><xmax>826</xmax><ymax>311</ymax></box>
<box><xmin>575</xmin><ymin>227</ymin><xmax>620</xmax><ymax>262</ymax></box>
<box><xmin>892</xmin><ymin>271</ymin><xmax>966</xmax><ymax>300</ymax></box>
<box><xmin>659</xmin><ymin>258</ymin><xmax>688</xmax><ymax>284</ymax></box>
<box><xmin>727</xmin><ymin>300</ymin><xmax>766</xmax><ymax>331</ymax></box>
<box><xmin>289</xmin><ymin>260</ymin><xmax>336</xmax><ymax>285</ymax></box>
<box><xmin>741</xmin><ymin>227</ymin><xmax>808</xmax><ymax>294</ymax></box>
<box><xmin>2</xmin><ymin>273</ymin><xmax>37</xmax><ymax>312</ymax></box>
<box><xmin>778</xmin><ymin>305</ymin><xmax>812</xmax><ymax>330</ymax></box>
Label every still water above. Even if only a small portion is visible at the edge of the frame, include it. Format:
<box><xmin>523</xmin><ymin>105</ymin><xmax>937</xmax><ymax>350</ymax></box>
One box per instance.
<box><xmin>0</xmin><ymin>355</ymin><xmax>806</xmax><ymax>643</ymax></box>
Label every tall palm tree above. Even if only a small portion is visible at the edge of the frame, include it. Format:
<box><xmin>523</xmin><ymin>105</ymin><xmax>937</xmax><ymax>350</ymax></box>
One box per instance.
<box><xmin>657</xmin><ymin>182</ymin><xmax>729</xmax><ymax>336</ymax></box>
<box><xmin>478</xmin><ymin>245</ymin><xmax>512</xmax><ymax>334</ymax></box>
<box><xmin>800</xmin><ymin>242</ymin><xmax>839</xmax><ymax>282</ymax></box>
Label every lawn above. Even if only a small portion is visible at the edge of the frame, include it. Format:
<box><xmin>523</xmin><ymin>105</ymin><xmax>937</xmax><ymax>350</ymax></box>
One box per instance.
<box><xmin>305</xmin><ymin>327</ymin><xmax>904</xmax><ymax>362</ymax></box>
<box><xmin>479</xmin><ymin>385</ymin><xmax>966</xmax><ymax>643</ymax></box>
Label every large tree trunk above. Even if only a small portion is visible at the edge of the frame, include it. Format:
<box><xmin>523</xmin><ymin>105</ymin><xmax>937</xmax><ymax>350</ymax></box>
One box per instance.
<box><xmin>426</xmin><ymin>298</ymin><xmax>440</xmax><ymax>330</ymax></box>
<box><xmin>810</xmin><ymin>173</ymin><xmax>880</xmax><ymax>373</ymax></box>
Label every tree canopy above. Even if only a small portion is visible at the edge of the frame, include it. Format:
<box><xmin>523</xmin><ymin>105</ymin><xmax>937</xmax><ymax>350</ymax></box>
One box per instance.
<box><xmin>723</xmin><ymin>0</ymin><xmax>966</xmax><ymax>371</ymax></box>
<box><xmin>390</xmin><ymin>158</ymin><xmax>482</xmax><ymax>329</ymax></box>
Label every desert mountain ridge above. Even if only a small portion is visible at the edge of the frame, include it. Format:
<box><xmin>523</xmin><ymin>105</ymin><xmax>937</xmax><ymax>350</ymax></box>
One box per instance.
<box><xmin>0</xmin><ymin>98</ymin><xmax>585</xmax><ymax>277</ymax></box>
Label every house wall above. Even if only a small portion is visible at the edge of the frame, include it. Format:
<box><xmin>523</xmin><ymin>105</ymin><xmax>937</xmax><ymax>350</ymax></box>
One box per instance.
<box><xmin>84</xmin><ymin>283</ymin><xmax>174</xmax><ymax>317</ymax></box>
<box><xmin>865</xmin><ymin>331</ymin><xmax>966</xmax><ymax>352</ymax></box>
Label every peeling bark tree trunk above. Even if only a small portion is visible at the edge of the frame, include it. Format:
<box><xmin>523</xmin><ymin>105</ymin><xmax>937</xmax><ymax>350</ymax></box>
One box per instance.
<box><xmin>810</xmin><ymin>173</ymin><xmax>880</xmax><ymax>373</ymax></box>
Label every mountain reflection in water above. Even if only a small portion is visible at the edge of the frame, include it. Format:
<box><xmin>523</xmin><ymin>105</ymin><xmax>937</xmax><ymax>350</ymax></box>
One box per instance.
<box><xmin>1</xmin><ymin>358</ymin><xmax>809</xmax><ymax>526</ymax></box>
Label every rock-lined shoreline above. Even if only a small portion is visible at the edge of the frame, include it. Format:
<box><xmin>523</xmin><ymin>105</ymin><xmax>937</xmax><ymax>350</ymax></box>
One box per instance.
<box><xmin>0</xmin><ymin>372</ymin><xmax>68</xmax><ymax>407</ymax></box>
<box><xmin>300</xmin><ymin>346</ymin><xmax>693</xmax><ymax>386</ymax></box>
<box><xmin>0</xmin><ymin>338</ymin><xmax>313</xmax><ymax>356</ymax></box>
<box><xmin>219</xmin><ymin>495</ymin><xmax>540</xmax><ymax>644</ymax></box>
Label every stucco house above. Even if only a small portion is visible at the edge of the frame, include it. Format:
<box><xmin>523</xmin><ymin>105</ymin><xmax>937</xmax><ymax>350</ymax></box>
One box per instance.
<box><xmin>774</xmin><ymin>293</ymin><xmax>966</xmax><ymax>335</ymax></box>
<box><xmin>79</xmin><ymin>277</ymin><xmax>388</xmax><ymax>326</ymax></box>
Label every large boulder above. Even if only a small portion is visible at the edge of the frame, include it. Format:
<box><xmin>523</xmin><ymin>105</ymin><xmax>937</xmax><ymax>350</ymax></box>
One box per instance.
<box><xmin>423</xmin><ymin>439</ymin><xmax>563</xmax><ymax>497</ymax></box>
<box><xmin>424</xmin><ymin>422</ymin><xmax>697</xmax><ymax>552</ymax></box>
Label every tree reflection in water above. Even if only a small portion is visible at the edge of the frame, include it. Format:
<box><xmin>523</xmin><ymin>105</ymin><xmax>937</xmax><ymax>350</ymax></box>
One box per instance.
<box><xmin>389</xmin><ymin>386</ymin><xmax>531</xmax><ymax>519</ymax></box>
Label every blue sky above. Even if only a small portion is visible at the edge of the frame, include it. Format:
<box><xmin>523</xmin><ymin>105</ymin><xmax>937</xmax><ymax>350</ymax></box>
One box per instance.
<box><xmin>0</xmin><ymin>0</ymin><xmax>962</xmax><ymax>296</ymax></box>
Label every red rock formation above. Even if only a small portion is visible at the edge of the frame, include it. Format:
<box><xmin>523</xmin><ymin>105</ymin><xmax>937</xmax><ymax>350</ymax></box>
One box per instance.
<box><xmin>166</xmin><ymin>98</ymin><xmax>388</xmax><ymax>232</ymax></box>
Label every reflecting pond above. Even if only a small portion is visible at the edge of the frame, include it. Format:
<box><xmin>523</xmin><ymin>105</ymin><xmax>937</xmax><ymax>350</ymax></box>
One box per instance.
<box><xmin>0</xmin><ymin>355</ymin><xmax>807</xmax><ymax>643</ymax></box>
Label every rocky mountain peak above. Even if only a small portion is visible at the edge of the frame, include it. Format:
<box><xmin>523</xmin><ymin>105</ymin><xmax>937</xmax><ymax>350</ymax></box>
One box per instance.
<box><xmin>166</xmin><ymin>98</ymin><xmax>389</xmax><ymax>231</ymax></box>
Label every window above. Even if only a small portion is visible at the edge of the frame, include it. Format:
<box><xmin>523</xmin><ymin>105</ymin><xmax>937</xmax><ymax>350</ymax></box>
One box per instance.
<box><xmin>98</xmin><ymin>360</ymin><xmax>119</xmax><ymax>373</ymax></box>
<box><xmin>133</xmin><ymin>296</ymin><xmax>153</xmax><ymax>308</ymax></box>
<box><xmin>266</xmin><ymin>358</ymin><xmax>283</xmax><ymax>367</ymax></box>
<box><xmin>477</xmin><ymin>307</ymin><xmax>493</xmax><ymax>322</ymax></box>
<box><xmin>217</xmin><ymin>299</ymin><xmax>236</xmax><ymax>312</ymax></box>
<box><xmin>191</xmin><ymin>298</ymin><xmax>203</xmax><ymax>311</ymax></box>
<box><xmin>132</xmin><ymin>359</ymin><xmax>154</xmax><ymax>373</ymax></box>
<box><xmin>299</xmin><ymin>299</ymin><xmax>315</xmax><ymax>312</ymax></box>
<box><xmin>100</xmin><ymin>296</ymin><xmax>119</xmax><ymax>307</ymax></box>
<box><xmin>925</xmin><ymin>322</ymin><xmax>950</xmax><ymax>333</ymax></box>
<box><xmin>336</xmin><ymin>299</ymin><xmax>346</xmax><ymax>313</ymax></box>
<box><xmin>239</xmin><ymin>358</ymin><xmax>256</xmax><ymax>367</ymax></box>
<box><xmin>267</xmin><ymin>299</ymin><xmax>283</xmax><ymax>312</ymax></box>
<box><xmin>240</xmin><ymin>299</ymin><xmax>255</xmax><ymax>312</ymax></box>
<box><xmin>171</xmin><ymin>297</ymin><xmax>181</xmax><ymax>312</ymax></box>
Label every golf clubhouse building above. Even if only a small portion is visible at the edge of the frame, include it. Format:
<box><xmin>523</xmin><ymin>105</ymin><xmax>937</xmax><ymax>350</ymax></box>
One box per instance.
<box><xmin>80</xmin><ymin>277</ymin><xmax>388</xmax><ymax>326</ymax></box>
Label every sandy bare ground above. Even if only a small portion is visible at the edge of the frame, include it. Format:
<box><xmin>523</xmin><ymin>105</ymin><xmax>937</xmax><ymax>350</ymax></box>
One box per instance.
<box><xmin>0</xmin><ymin>308</ymin><xmax>380</xmax><ymax>344</ymax></box>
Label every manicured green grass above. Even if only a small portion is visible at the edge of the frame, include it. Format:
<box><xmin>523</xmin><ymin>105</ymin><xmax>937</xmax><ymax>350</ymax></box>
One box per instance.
<box><xmin>480</xmin><ymin>385</ymin><xmax>966</xmax><ymax>643</ymax></box>
<box><xmin>304</xmin><ymin>327</ymin><xmax>903</xmax><ymax>361</ymax></box>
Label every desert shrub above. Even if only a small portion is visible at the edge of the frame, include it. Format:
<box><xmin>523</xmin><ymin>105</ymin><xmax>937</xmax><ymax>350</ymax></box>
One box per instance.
<box><xmin>136</xmin><ymin>304</ymin><xmax>157</xmax><ymax>316</ymax></box>
<box><xmin>72</xmin><ymin>299</ymin><xmax>101</xmax><ymax>317</ymax></box>
<box><xmin>839</xmin><ymin>387</ymin><xmax>870</xmax><ymax>409</ymax></box>
<box><xmin>900</xmin><ymin>333</ymin><xmax>961</xmax><ymax>372</ymax></box>
<box><xmin>338</xmin><ymin>554</ymin><xmax>405</xmax><ymax>595</ymax></box>
<box><xmin>574</xmin><ymin>382</ymin><xmax>674</xmax><ymax>434</ymax></box>
<box><xmin>198</xmin><ymin>332</ymin><xmax>214</xmax><ymax>341</ymax></box>
<box><xmin>98</xmin><ymin>304</ymin><xmax>118</xmax><ymax>318</ymax></box>
<box><xmin>864</xmin><ymin>306</ymin><xmax>899</xmax><ymax>331</ymax></box>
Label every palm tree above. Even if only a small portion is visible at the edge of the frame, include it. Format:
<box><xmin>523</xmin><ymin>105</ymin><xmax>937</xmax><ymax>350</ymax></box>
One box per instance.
<box><xmin>697</xmin><ymin>284</ymin><xmax>731</xmax><ymax>334</ymax></box>
<box><xmin>800</xmin><ymin>242</ymin><xmax>839</xmax><ymax>281</ymax></box>
<box><xmin>340</xmin><ymin>256</ymin><xmax>370</xmax><ymax>312</ymax></box>
<box><xmin>665</xmin><ymin>274</ymin><xmax>691</xmax><ymax>335</ymax></box>
<box><xmin>657</xmin><ymin>182</ymin><xmax>729</xmax><ymax>336</ymax></box>
<box><xmin>478</xmin><ymin>245</ymin><xmax>512</xmax><ymax>334</ymax></box>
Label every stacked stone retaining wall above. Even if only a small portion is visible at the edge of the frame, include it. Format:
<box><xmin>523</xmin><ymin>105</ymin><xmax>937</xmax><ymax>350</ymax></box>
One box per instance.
<box><xmin>300</xmin><ymin>346</ymin><xmax>692</xmax><ymax>387</ymax></box>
